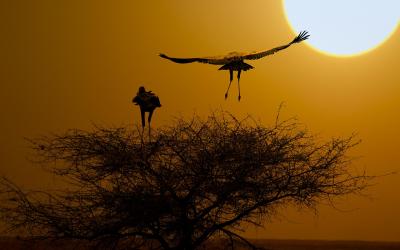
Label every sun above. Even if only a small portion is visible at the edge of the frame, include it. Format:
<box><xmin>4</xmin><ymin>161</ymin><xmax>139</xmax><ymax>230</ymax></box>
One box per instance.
<box><xmin>283</xmin><ymin>0</ymin><xmax>399</xmax><ymax>57</ymax></box>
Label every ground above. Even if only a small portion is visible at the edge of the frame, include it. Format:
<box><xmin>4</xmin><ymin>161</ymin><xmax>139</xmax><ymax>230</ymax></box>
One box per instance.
<box><xmin>0</xmin><ymin>237</ymin><xmax>399</xmax><ymax>250</ymax></box>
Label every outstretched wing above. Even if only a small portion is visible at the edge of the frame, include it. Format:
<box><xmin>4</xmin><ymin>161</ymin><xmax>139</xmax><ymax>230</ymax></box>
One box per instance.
<box><xmin>159</xmin><ymin>53</ymin><xmax>228</xmax><ymax>65</ymax></box>
<box><xmin>243</xmin><ymin>31</ymin><xmax>310</xmax><ymax>60</ymax></box>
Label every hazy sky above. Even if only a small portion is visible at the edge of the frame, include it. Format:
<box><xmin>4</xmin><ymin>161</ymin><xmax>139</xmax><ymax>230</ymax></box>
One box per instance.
<box><xmin>0</xmin><ymin>1</ymin><xmax>399</xmax><ymax>241</ymax></box>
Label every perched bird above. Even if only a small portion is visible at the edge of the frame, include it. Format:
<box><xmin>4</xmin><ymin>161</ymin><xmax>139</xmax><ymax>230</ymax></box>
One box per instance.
<box><xmin>160</xmin><ymin>31</ymin><xmax>309</xmax><ymax>101</ymax></box>
<box><xmin>132</xmin><ymin>86</ymin><xmax>161</xmax><ymax>136</ymax></box>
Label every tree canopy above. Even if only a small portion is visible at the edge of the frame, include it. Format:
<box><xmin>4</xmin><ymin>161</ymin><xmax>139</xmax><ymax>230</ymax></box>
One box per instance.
<box><xmin>0</xmin><ymin>112</ymin><xmax>370</xmax><ymax>250</ymax></box>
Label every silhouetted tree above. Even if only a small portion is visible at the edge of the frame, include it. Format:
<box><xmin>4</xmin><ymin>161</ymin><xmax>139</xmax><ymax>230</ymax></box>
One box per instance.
<box><xmin>0</xmin><ymin>112</ymin><xmax>370</xmax><ymax>250</ymax></box>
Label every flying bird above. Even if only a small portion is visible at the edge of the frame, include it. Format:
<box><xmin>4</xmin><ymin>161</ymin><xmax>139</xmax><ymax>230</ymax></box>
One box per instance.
<box><xmin>132</xmin><ymin>86</ymin><xmax>161</xmax><ymax>137</ymax></box>
<box><xmin>160</xmin><ymin>31</ymin><xmax>309</xmax><ymax>101</ymax></box>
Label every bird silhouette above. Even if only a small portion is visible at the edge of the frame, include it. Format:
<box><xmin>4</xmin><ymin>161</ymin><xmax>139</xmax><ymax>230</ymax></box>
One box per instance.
<box><xmin>132</xmin><ymin>86</ymin><xmax>161</xmax><ymax>137</ymax></box>
<box><xmin>160</xmin><ymin>31</ymin><xmax>309</xmax><ymax>101</ymax></box>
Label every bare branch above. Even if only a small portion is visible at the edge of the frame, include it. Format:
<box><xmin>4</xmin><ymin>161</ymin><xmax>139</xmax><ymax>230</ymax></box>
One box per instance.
<box><xmin>0</xmin><ymin>112</ymin><xmax>372</xmax><ymax>250</ymax></box>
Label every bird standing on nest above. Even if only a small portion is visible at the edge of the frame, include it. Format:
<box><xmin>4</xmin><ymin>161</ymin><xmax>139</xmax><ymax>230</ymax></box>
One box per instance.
<box><xmin>132</xmin><ymin>86</ymin><xmax>161</xmax><ymax>138</ymax></box>
<box><xmin>160</xmin><ymin>31</ymin><xmax>309</xmax><ymax>101</ymax></box>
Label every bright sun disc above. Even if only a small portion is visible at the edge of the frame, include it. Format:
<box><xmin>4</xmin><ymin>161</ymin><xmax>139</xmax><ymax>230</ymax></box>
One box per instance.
<box><xmin>283</xmin><ymin>0</ymin><xmax>400</xmax><ymax>57</ymax></box>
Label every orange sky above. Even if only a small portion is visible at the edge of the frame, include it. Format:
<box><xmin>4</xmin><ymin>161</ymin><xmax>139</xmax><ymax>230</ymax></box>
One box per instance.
<box><xmin>0</xmin><ymin>0</ymin><xmax>399</xmax><ymax>241</ymax></box>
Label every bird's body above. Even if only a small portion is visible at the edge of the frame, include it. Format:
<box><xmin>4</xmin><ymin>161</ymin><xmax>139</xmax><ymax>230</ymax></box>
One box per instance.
<box><xmin>218</xmin><ymin>60</ymin><xmax>254</xmax><ymax>72</ymax></box>
<box><xmin>160</xmin><ymin>31</ymin><xmax>309</xmax><ymax>101</ymax></box>
<box><xmin>132</xmin><ymin>86</ymin><xmax>161</xmax><ymax>137</ymax></box>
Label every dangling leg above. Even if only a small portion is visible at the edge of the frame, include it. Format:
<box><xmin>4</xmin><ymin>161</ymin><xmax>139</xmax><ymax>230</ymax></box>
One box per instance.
<box><xmin>237</xmin><ymin>70</ymin><xmax>241</xmax><ymax>101</ymax></box>
<box><xmin>140</xmin><ymin>108</ymin><xmax>145</xmax><ymax>144</ymax></box>
<box><xmin>225</xmin><ymin>69</ymin><xmax>233</xmax><ymax>99</ymax></box>
<box><xmin>140</xmin><ymin>108</ymin><xmax>146</xmax><ymax>128</ymax></box>
<box><xmin>148</xmin><ymin>110</ymin><xmax>154</xmax><ymax>139</ymax></box>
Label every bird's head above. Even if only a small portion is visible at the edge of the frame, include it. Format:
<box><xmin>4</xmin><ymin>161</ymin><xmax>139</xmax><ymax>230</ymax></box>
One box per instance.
<box><xmin>138</xmin><ymin>86</ymin><xmax>146</xmax><ymax>93</ymax></box>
